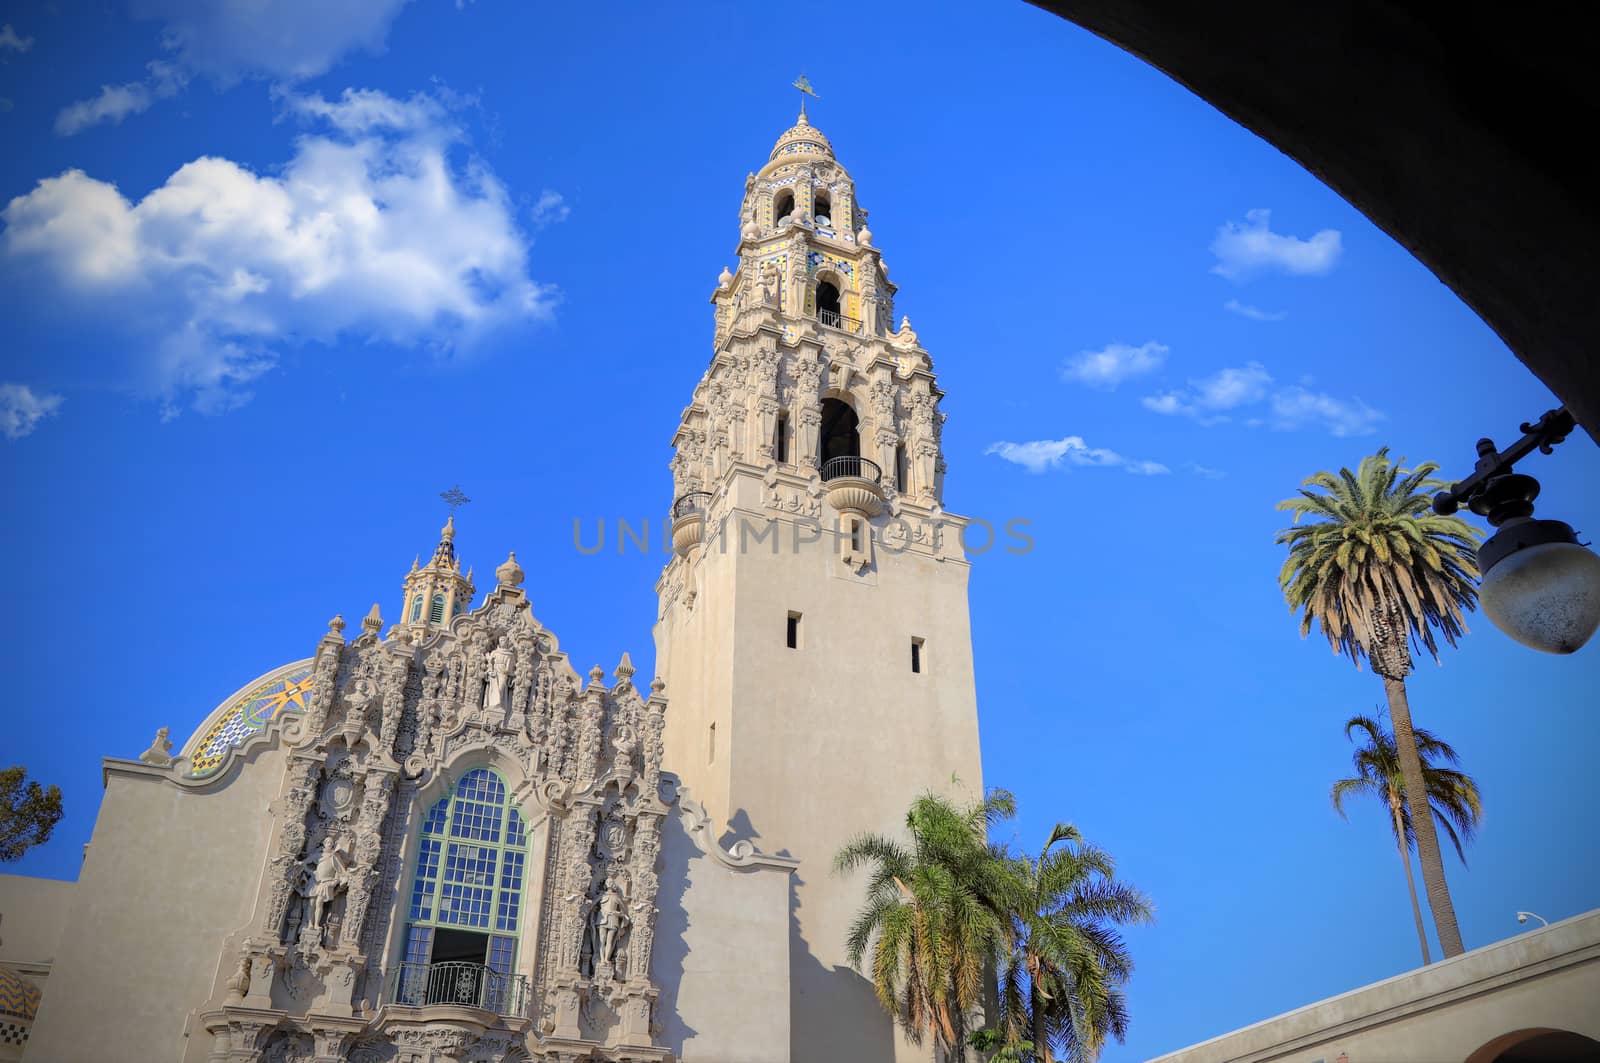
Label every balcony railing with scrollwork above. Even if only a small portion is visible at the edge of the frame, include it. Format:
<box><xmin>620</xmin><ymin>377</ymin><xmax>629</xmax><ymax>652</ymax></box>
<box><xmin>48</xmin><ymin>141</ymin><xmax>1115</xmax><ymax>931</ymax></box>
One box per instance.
<box><xmin>820</xmin><ymin>455</ymin><xmax>882</xmax><ymax>484</ymax></box>
<box><xmin>816</xmin><ymin>308</ymin><xmax>863</xmax><ymax>333</ymax></box>
<box><xmin>391</xmin><ymin>961</ymin><xmax>530</xmax><ymax>1018</ymax></box>
<box><xmin>672</xmin><ymin>491</ymin><xmax>713</xmax><ymax>519</ymax></box>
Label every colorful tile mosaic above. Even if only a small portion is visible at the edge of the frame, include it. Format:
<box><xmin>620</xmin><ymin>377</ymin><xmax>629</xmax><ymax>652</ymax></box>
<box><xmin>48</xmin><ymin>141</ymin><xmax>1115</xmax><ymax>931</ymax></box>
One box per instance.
<box><xmin>187</xmin><ymin>664</ymin><xmax>315</xmax><ymax>778</ymax></box>
<box><xmin>0</xmin><ymin>966</ymin><xmax>40</xmax><ymax>1024</ymax></box>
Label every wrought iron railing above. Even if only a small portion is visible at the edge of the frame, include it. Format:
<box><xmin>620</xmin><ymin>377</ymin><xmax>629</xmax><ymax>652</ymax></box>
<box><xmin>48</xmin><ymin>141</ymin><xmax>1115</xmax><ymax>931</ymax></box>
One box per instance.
<box><xmin>391</xmin><ymin>961</ymin><xmax>530</xmax><ymax>1017</ymax></box>
<box><xmin>817</xmin><ymin>308</ymin><xmax>863</xmax><ymax>333</ymax></box>
<box><xmin>820</xmin><ymin>455</ymin><xmax>882</xmax><ymax>484</ymax></box>
<box><xmin>672</xmin><ymin>491</ymin><xmax>713</xmax><ymax>519</ymax></box>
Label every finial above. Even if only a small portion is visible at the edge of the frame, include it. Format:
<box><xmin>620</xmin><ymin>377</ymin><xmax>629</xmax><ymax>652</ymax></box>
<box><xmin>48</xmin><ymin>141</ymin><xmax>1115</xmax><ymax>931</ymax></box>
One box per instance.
<box><xmin>894</xmin><ymin>315</ymin><xmax>920</xmax><ymax>349</ymax></box>
<box><xmin>650</xmin><ymin>677</ymin><xmax>666</xmax><ymax>696</ymax></box>
<box><xmin>717</xmin><ymin>265</ymin><xmax>733</xmax><ymax>290</ymax></box>
<box><xmin>440</xmin><ymin>514</ymin><xmax>456</xmax><ymax>541</ymax></box>
<box><xmin>328</xmin><ymin>614</ymin><xmax>346</xmax><ymax>636</ymax></box>
<box><xmin>362</xmin><ymin>603</ymin><xmax>383</xmax><ymax>634</ymax></box>
<box><xmin>496</xmin><ymin>550</ymin><xmax>525</xmax><ymax>588</ymax></box>
<box><xmin>139</xmin><ymin>726</ymin><xmax>174</xmax><ymax>767</ymax></box>
<box><xmin>589</xmin><ymin>663</ymin><xmax>606</xmax><ymax>684</ymax></box>
<box><xmin>615</xmin><ymin>651</ymin><xmax>635</xmax><ymax>680</ymax></box>
<box><xmin>411</xmin><ymin>554</ymin><xmax>420</xmax><ymax>572</ymax></box>
<box><xmin>859</xmin><ymin>226</ymin><xmax>873</xmax><ymax>247</ymax></box>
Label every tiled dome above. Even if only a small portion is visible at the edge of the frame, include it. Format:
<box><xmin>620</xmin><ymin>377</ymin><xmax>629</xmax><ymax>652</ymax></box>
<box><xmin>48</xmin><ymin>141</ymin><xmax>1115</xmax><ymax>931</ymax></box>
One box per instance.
<box><xmin>181</xmin><ymin>659</ymin><xmax>316</xmax><ymax>779</ymax></box>
<box><xmin>769</xmin><ymin>112</ymin><xmax>833</xmax><ymax>161</ymax></box>
<box><xmin>0</xmin><ymin>964</ymin><xmax>40</xmax><ymax>1048</ymax></box>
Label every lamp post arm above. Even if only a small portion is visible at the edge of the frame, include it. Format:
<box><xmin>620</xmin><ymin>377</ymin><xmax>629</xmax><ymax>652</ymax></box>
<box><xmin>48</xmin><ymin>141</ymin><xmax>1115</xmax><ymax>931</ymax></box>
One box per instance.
<box><xmin>1433</xmin><ymin>407</ymin><xmax>1576</xmax><ymax>516</ymax></box>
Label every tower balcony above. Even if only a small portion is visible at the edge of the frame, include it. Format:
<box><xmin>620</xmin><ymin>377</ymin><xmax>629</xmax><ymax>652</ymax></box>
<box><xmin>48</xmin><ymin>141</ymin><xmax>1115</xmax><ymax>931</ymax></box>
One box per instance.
<box><xmin>391</xmin><ymin>960</ymin><xmax>530</xmax><ymax>1018</ymax></box>
<box><xmin>816</xmin><ymin>308</ymin><xmax>863</xmax><ymax>334</ymax></box>
<box><xmin>820</xmin><ymin>456</ymin><xmax>884</xmax><ymax>517</ymax></box>
<box><xmin>671</xmin><ymin>491</ymin><xmax>714</xmax><ymax>556</ymax></box>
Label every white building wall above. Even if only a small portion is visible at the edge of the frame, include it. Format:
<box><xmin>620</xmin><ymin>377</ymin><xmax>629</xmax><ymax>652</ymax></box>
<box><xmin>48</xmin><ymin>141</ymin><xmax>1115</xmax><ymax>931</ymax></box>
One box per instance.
<box><xmin>24</xmin><ymin>753</ymin><xmax>283</xmax><ymax>1062</ymax></box>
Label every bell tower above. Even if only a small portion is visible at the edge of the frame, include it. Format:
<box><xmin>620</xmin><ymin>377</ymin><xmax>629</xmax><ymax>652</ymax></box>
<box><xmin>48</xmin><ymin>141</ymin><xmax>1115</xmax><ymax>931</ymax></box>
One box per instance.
<box><xmin>654</xmin><ymin>110</ymin><xmax>984</xmax><ymax>1061</ymax></box>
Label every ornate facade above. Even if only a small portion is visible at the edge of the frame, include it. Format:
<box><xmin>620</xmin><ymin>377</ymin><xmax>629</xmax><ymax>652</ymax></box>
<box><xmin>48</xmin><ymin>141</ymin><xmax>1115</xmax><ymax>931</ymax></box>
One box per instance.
<box><xmin>0</xmin><ymin>110</ymin><xmax>984</xmax><ymax>1063</ymax></box>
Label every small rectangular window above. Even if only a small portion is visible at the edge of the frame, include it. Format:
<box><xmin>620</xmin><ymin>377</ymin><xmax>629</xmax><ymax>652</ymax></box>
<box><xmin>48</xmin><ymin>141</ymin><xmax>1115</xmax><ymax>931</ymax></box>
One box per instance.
<box><xmin>708</xmin><ymin>721</ymin><xmax>716</xmax><ymax>764</ymax></box>
<box><xmin>911</xmin><ymin>637</ymin><xmax>924</xmax><ymax>673</ymax></box>
<box><xmin>787</xmin><ymin>611</ymin><xmax>801</xmax><ymax>649</ymax></box>
<box><xmin>775</xmin><ymin>412</ymin><xmax>790</xmax><ymax>463</ymax></box>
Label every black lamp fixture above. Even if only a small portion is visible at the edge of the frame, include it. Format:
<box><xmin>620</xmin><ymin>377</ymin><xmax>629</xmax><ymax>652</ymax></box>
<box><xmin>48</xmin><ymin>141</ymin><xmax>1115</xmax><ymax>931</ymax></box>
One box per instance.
<box><xmin>1433</xmin><ymin>407</ymin><xmax>1600</xmax><ymax>654</ymax></box>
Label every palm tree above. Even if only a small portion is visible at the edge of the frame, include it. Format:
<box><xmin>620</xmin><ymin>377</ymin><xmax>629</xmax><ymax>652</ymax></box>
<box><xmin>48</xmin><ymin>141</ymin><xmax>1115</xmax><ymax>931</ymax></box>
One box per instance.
<box><xmin>1278</xmin><ymin>448</ymin><xmax>1481</xmax><ymax>956</ymax></box>
<box><xmin>995</xmin><ymin>823</ymin><xmax>1153</xmax><ymax>1063</ymax></box>
<box><xmin>1331</xmin><ymin>713</ymin><xmax>1484</xmax><ymax>964</ymax></box>
<box><xmin>835</xmin><ymin>788</ymin><xmax>1018</xmax><ymax>1060</ymax></box>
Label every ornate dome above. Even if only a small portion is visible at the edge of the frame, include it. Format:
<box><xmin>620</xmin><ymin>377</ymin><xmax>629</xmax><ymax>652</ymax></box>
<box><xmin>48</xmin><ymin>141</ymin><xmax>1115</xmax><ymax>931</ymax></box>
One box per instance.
<box><xmin>180</xmin><ymin>659</ymin><xmax>316</xmax><ymax>779</ymax></box>
<box><xmin>769</xmin><ymin>112</ymin><xmax>834</xmax><ymax>162</ymax></box>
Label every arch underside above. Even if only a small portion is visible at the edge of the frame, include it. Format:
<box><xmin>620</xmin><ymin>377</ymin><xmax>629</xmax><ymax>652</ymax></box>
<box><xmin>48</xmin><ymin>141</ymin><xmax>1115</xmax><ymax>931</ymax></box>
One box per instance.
<box><xmin>1030</xmin><ymin>0</ymin><xmax>1600</xmax><ymax>441</ymax></box>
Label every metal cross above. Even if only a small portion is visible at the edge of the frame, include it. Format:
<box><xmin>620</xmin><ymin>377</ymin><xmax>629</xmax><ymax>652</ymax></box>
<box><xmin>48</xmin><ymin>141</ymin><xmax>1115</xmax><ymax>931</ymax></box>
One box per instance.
<box><xmin>439</xmin><ymin>484</ymin><xmax>471</xmax><ymax>514</ymax></box>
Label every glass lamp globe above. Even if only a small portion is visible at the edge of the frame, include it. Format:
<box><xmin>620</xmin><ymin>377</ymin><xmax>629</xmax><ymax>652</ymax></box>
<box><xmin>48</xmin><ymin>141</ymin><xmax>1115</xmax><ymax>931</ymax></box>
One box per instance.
<box><xmin>1479</xmin><ymin>519</ymin><xmax>1600</xmax><ymax>654</ymax></box>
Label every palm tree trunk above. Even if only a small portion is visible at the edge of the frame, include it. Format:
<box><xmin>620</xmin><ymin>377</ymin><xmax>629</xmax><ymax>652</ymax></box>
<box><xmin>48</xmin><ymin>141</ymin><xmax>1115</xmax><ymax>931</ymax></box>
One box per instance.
<box><xmin>1383</xmin><ymin>675</ymin><xmax>1465</xmax><ymax>957</ymax></box>
<box><xmin>1390</xmin><ymin>792</ymin><xmax>1432</xmax><ymax>964</ymax></box>
<box><xmin>1032</xmin><ymin>983</ymin><xmax>1052</xmax><ymax>1063</ymax></box>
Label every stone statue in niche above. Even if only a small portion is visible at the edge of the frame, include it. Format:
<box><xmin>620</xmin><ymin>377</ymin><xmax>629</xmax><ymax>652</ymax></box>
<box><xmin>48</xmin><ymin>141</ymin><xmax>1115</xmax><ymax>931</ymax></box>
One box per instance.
<box><xmin>596</xmin><ymin>876</ymin><xmax>630</xmax><ymax>970</ymax></box>
<box><xmin>609</xmin><ymin>724</ymin><xmax>638</xmax><ymax>778</ymax></box>
<box><xmin>306</xmin><ymin>832</ymin><xmax>352</xmax><ymax>937</ymax></box>
<box><xmin>483</xmin><ymin>636</ymin><xmax>514</xmax><ymax>720</ymax></box>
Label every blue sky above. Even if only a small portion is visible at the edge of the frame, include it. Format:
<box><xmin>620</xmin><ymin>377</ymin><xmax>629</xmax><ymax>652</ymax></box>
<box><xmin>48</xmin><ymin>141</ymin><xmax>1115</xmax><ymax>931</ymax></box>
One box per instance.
<box><xmin>3</xmin><ymin>1</ymin><xmax>1597</xmax><ymax>1058</ymax></box>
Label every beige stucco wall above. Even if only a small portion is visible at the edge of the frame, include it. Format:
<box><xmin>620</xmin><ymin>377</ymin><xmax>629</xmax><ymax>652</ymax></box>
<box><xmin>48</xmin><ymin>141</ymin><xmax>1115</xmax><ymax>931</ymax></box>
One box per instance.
<box><xmin>24</xmin><ymin>750</ymin><xmax>285</xmax><ymax>1063</ymax></box>
<box><xmin>653</xmin><ymin>787</ymin><xmax>796</xmax><ymax>1063</ymax></box>
<box><xmin>1148</xmin><ymin>909</ymin><xmax>1600</xmax><ymax>1062</ymax></box>
<box><xmin>658</xmin><ymin>471</ymin><xmax>985</xmax><ymax>1063</ymax></box>
<box><xmin>0</xmin><ymin>874</ymin><xmax>74</xmax><ymax>986</ymax></box>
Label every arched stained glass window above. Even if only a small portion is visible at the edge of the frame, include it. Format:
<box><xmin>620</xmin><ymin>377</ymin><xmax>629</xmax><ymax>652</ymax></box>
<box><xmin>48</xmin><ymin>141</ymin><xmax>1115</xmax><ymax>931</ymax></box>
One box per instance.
<box><xmin>409</xmin><ymin>595</ymin><xmax>423</xmax><ymax>622</ymax></box>
<box><xmin>397</xmin><ymin>768</ymin><xmax>528</xmax><ymax>1013</ymax></box>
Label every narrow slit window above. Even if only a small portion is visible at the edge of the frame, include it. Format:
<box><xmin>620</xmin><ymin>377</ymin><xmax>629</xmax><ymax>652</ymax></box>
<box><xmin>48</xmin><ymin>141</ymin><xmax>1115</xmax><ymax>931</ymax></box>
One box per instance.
<box><xmin>895</xmin><ymin>443</ymin><xmax>908</xmax><ymax>492</ymax></box>
<box><xmin>775</xmin><ymin>411</ymin><xmax>789</xmax><ymax>463</ymax></box>
<box><xmin>708</xmin><ymin>721</ymin><xmax>716</xmax><ymax>764</ymax></box>
<box><xmin>786</xmin><ymin>611</ymin><xmax>801</xmax><ymax>649</ymax></box>
<box><xmin>911</xmin><ymin>637</ymin><xmax>924</xmax><ymax>674</ymax></box>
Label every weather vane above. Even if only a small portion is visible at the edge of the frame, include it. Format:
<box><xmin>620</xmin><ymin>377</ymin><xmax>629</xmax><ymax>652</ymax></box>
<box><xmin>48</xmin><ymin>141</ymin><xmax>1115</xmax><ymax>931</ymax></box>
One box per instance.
<box><xmin>793</xmin><ymin>73</ymin><xmax>818</xmax><ymax>116</ymax></box>
<box><xmin>440</xmin><ymin>484</ymin><xmax>471</xmax><ymax>515</ymax></box>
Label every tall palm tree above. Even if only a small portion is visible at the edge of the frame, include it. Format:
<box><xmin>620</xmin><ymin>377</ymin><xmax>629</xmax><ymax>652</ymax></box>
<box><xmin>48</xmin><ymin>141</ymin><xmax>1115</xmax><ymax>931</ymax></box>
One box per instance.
<box><xmin>1331</xmin><ymin>713</ymin><xmax>1484</xmax><ymax>964</ymax></box>
<box><xmin>995</xmin><ymin>823</ymin><xmax>1153</xmax><ymax>1063</ymax></box>
<box><xmin>1278</xmin><ymin>448</ymin><xmax>1481</xmax><ymax>957</ymax></box>
<box><xmin>836</xmin><ymin>789</ymin><xmax>1017</xmax><ymax>1060</ymax></box>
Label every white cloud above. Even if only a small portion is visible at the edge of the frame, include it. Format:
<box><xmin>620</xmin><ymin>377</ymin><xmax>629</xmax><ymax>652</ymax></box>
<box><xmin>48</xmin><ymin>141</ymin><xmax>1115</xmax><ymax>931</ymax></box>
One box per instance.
<box><xmin>530</xmin><ymin>189</ymin><xmax>570</xmax><ymax>228</ymax></box>
<box><xmin>1142</xmin><ymin>361</ymin><xmax>1382</xmax><ymax>436</ymax></box>
<box><xmin>4</xmin><ymin>88</ymin><xmax>555</xmax><ymax>415</ymax></box>
<box><xmin>1211</xmin><ymin>209</ymin><xmax>1341</xmax><ymax>280</ymax></box>
<box><xmin>129</xmin><ymin>0</ymin><xmax>408</xmax><ymax>83</ymax></box>
<box><xmin>0</xmin><ymin>384</ymin><xmax>63</xmax><ymax>440</ymax></box>
<box><xmin>280</xmin><ymin>87</ymin><xmax>444</xmax><ymax>135</ymax></box>
<box><xmin>1060</xmin><ymin>340</ymin><xmax>1167</xmax><ymax>390</ymax></box>
<box><xmin>1142</xmin><ymin>362</ymin><xmax>1271</xmax><ymax>422</ymax></box>
<box><xmin>55</xmin><ymin>63</ymin><xmax>188</xmax><ymax>136</ymax></box>
<box><xmin>1269</xmin><ymin>386</ymin><xmax>1384</xmax><ymax>437</ymax></box>
<box><xmin>0</xmin><ymin>24</ymin><xmax>33</xmax><ymax>53</ymax></box>
<box><xmin>1185</xmin><ymin>462</ymin><xmax>1225</xmax><ymax>479</ymax></box>
<box><xmin>984</xmin><ymin>436</ymin><xmax>1170</xmax><ymax>476</ymax></box>
<box><xmin>55</xmin><ymin>1</ymin><xmax>409</xmax><ymax>133</ymax></box>
<box><xmin>1223</xmin><ymin>298</ymin><xmax>1286</xmax><ymax>322</ymax></box>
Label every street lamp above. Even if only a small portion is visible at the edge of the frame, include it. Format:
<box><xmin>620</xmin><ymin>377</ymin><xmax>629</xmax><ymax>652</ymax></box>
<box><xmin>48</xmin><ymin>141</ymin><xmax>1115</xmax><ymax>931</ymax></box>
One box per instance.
<box><xmin>1434</xmin><ymin>407</ymin><xmax>1600</xmax><ymax>654</ymax></box>
<box><xmin>1516</xmin><ymin>911</ymin><xmax>1550</xmax><ymax>928</ymax></box>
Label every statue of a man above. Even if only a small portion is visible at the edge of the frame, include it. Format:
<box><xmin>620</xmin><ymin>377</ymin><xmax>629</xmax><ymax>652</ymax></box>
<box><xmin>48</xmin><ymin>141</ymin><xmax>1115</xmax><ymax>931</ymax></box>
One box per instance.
<box><xmin>597</xmin><ymin>878</ymin><xmax>629</xmax><ymax>967</ymax></box>
<box><xmin>483</xmin><ymin>637</ymin><xmax>514</xmax><ymax>717</ymax></box>
<box><xmin>307</xmin><ymin>836</ymin><xmax>350</xmax><ymax>933</ymax></box>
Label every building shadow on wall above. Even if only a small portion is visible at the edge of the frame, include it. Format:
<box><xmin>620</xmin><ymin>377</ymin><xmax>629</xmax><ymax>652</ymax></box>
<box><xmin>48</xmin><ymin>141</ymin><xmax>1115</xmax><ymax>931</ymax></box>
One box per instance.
<box><xmin>787</xmin><ymin>866</ymin><xmax>897</xmax><ymax>1062</ymax></box>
